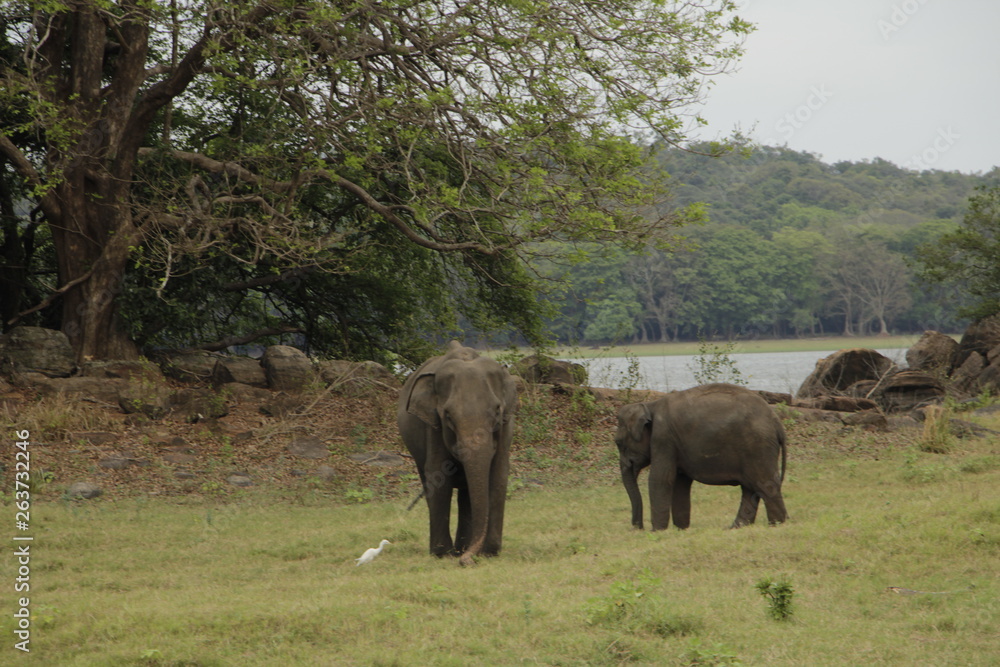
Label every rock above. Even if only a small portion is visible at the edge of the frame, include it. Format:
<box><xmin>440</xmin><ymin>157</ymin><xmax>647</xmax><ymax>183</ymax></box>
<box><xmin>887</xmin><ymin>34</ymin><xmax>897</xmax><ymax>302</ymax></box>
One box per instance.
<box><xmin>512</xmin><ymin>354</ymin><xmax>587</xmax><ymax>386</ymax></box>
<box><xmin>905</xmin><ymin>331</ymin><xmax>959</xmax><ymax>374</ymax></box>
<box><xmin>842</xmin><ymin>410</ymin><xmax>888</xmax><ymax>430</ymax></box>
<box><xmin>159</xmin><ymin>351</ymin><xmax>220</xmax><ymax>383</ymax></box>
<box><xmin>261</xmin><ymin>345</ymin><xmax>314</xmax><ymax>390</ymax></box>
<box><xmin>118</xmin><ymin>382</ymin><xmax>172</xmax><ymax>420</ymax></box>
<box><xmin>288</xmin><ymin>435</ymin><xmax>329</xmax><ymax>459</ymax></box>
<box><xmin>950</xmin><ymin>352</ymin><xmax>986</xmax><ymax>394</ymax></box>
<box><xmin>227</xmin><ymin>474</ymin><xmax>253</xmax><ymax>487</ymax></box>
<box><xmin>171</xmin><ymin>387</ymin><xmax>230</xmax><ymax>423</ymax></box>
<box><xmin>79</xmin><ymin>360</ymin><xmax>164</xmax><ymax>383</ymax></box>
<box><xmin>66</xmin><ymin>481</ymin><xmax>101</xmax><ymax>499</ymax></box>
<box><xmin>877</xmin><ymin>371</ymin><xmax>947</xmax><ymax>413</ymax></box>
<box><xmin>347</xmin><ymin>451</ymin><xmax>407</xmax><ymax>467</ymax></box>
<box><xmin>0</xmin><ymin>326</ymin><xmax>76</xmax><ymax>378</ymax></box>
<box><xmin>954</xmin><ymin>315</ymin><xmax>1000</xmax><ymax>371</ymax></box>
<box><xmin>756</xmin><ymin>390</ymin><xmax>794</xmax><ymax>405</ymax></box>
<box><xmin>793</xmin><ymin>395</ymin><xmax>880</xmax><ymax>412</ymax></box>
<box><xmin>174</xmin><ymin>471</ymin><xmax>197</xmax><ymax>480</ymax></box>
<box><xmin>211</xmin><ymin>357</ymin><xmax>268</xmax><ymax>388</ymax></box>
<box><xmin>162</xmin><ymin>452</ymin><xmax>197</xmax><ymax>465</ymax></box>
<box><xmin>317</xmin><ymin>360</ymin><xmax>399</xmax><ymax>390</ymax></box>
<box><xmin>222</xmin><ymin>382</ymin><xmax>272</xmax><ymax>403</ymax></box>
<box><xmin>31</xmin><ymin>376</ymin><xmax>128</xmax><ymax>404</ymax></box>
<box><xmin>796</xmin><ymin>348</ymin><xmax>896</xmax><ymax>398</ymax></box>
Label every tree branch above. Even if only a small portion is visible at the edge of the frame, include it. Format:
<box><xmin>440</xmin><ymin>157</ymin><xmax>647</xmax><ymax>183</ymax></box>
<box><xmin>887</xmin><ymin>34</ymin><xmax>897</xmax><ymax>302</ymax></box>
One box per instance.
<box><xmin>188</xmin><ymin>325</ymin><xmax>305</xmax><ymax>352</ymax></box>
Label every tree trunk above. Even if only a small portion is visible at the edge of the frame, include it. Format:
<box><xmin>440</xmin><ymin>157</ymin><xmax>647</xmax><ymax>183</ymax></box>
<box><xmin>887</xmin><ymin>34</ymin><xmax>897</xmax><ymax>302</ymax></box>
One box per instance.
<box><xmin>48</xmin><ymin>165</ymin><xmax>140</xmax><ymax>360</ymax></box>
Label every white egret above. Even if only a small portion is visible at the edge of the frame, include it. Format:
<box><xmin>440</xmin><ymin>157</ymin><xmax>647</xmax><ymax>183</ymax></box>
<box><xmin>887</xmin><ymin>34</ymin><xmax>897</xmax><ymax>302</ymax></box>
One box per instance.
<box><xmin>355</xmin><ymin>539</ymin><xmax>391</xmax><ymax>566</ymax></box>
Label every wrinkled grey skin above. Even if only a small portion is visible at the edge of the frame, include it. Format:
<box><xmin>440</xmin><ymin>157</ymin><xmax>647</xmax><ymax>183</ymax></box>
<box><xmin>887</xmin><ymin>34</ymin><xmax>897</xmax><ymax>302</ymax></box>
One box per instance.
<box><xmin>615</xmin><ymin>383</ymin><xmax>787</xmax><ymax>531</ymax></box>
<box><xmin>398</xmin><ymin>341</ymin><xmax>518</xmax><ymax>566</ymax></box>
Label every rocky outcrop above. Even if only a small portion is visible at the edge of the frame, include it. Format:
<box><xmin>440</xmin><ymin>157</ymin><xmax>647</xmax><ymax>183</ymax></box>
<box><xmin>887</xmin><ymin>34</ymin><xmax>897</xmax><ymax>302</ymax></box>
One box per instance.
<box><xmin>513</xmin><ymin>354</ymin><xmax>587</xmax><ymax>385</ymax></box>
<box><xmin>0</xmin><ymin>326</ymin><xmax>76</xmax><ymax>377</ymax></box>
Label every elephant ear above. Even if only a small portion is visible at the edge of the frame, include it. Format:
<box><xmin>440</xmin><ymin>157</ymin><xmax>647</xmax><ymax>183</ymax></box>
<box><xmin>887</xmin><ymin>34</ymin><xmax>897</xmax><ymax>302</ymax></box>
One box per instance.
<box><xmin>626</xmin><ymin>403</ymin><xmax>652</xmax><ymax>443</ymax></box>
<box><xmin>406</xmin><ymin>373</ymin><xmax>441</xmax><ymax>429</ymax></box>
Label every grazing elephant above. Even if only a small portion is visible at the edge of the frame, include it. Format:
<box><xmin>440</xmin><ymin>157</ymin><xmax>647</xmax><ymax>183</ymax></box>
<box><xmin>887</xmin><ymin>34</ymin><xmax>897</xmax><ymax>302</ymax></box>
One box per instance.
<box><xmin>398</xmin><ymin>341</ymin><xmax>518</xmax><ymax>566</ymax></box>
<box><xmin>615</xmin><ymin>383</ymin><xmax>787</xmax><ymax>531</ymax></box>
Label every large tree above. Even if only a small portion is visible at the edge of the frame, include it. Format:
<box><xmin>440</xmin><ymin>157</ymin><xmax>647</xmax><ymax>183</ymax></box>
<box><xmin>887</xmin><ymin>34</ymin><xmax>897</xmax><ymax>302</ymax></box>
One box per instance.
<box><xmin>0</xmin><ymin>0</ymin><xmax>750</xmax><ymax>361</ymax></box>
<box><xmin>917</xmin><ymin>185</ymin><xmax>1000</xmax><ymax>320</ymax></box>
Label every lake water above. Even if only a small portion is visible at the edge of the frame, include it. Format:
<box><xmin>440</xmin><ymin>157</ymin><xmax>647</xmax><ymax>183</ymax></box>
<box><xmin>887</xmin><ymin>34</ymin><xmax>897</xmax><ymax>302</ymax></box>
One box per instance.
<box><xmin>565</xmin><ymin>347</ymin><xmax>911</xmax><ymax>395</ymax></box>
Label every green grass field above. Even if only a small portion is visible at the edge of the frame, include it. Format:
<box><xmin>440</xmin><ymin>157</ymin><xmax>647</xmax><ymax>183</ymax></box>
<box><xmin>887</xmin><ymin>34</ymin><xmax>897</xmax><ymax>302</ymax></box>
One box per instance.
<box><xmin>4</xmin><ymin>424</ymin><xmax>998</xmax><ymax>666</ymax></box>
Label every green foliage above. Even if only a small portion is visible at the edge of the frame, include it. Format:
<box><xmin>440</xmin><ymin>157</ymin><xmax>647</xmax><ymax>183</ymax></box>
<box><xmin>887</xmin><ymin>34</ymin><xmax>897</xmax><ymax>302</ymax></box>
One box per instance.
<box><xmin>680</xmin><ymin>639</ymin><xmax>744</xmax><ymax>666</ymax></box>
<box><xmin>755</xmin><ymin>577</ymin><xmax>795</xmax><ymax>622</ymax></box>
<box><xmin>690</xmin><ymin>339</ymin><xmax>747</xmax><ymax>386</ymax></box>
<box><xmin>585</xmin><ymin>569</ymin><xmax>703</xmax><ymax>638</ymax></box>
<box><xmin>917</xmin><ymin>184</ymin><xmax>1000</xmax><ymax>319</ymax></box>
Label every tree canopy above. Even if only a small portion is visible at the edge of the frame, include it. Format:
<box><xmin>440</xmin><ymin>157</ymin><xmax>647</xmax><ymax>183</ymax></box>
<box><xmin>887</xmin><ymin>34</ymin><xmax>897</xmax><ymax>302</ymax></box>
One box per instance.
<box><xmin>0</xmin><ymin>0</ymin><xmax>751</xmax><ymax>363</ymax></box>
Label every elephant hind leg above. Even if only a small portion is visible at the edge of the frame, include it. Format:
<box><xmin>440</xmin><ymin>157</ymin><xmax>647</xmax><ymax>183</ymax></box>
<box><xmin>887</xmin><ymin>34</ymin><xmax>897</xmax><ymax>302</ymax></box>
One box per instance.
<box><xmin>762</xmin><ymin>491</ymin><xmax>788</xmax><ymax>525</ymax></box>
<box><xmin>671</xmin><ymin>474</ymin><xmax>694</xmax><ymax>530</ymax></box>
<box><xmin>732</xmin><ymin>486</ymin><xmax>760</xmax><ymax>528</ymax></box>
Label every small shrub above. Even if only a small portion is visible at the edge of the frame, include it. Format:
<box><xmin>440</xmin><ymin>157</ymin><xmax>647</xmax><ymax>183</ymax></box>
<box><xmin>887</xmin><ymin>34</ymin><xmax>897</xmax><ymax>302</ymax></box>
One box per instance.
<box><xmin>755</xmin><ymin>577</ymin><xmax>795</xmax><ymax>621</ymax></box>
<box><xmin>919</xmin><ymin>405</ymin><xmax>954</xmax><ymax>454</ymax></box>
<box><xmin>585</xmin><ymin>569</ymin><xmax>702</xmax><ymax>637</ymax></box>
<box><xmin>690</xmin><ymin>338</ymin><xmax>747</xmax><ymax>386</ymax></box>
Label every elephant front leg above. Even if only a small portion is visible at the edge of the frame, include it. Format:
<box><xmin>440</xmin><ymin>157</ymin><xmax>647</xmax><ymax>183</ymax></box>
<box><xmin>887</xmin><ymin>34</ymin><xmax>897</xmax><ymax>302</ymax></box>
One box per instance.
<box><xmin>648</xmin><ymin>462</ymin><xmax>674</xmax><ymax>531</ymax></box>
<box><xmin>732</xmin><ymin>485</ymin><xmax>760</xmax><ymax>528</ymax></box>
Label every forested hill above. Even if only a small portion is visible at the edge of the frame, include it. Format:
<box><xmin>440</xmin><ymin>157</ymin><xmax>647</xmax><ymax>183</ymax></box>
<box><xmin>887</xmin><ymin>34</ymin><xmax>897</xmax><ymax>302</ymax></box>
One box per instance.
<box><xmin>539</xmin><ymin>145</ymin><xmax>999</xmax><ymax>344</ymax></box>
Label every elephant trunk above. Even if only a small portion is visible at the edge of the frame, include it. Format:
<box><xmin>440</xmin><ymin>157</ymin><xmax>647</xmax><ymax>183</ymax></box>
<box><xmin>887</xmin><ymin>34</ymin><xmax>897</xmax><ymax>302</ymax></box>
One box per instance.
<box><xmin>620</xmin><ymin>459</ymin><xmax>644</xmax><ymax>529</ymax></box>
<box><xmin>456</xmin><ymin>427</ymin><xmax>494</xmax><ymax>567</ymax></box>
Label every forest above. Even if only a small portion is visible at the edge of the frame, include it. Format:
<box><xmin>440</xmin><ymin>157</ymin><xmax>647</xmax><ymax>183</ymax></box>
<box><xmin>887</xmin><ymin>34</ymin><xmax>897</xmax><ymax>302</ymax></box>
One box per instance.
<box><xmin>539</xmin><ymin>144</ymin><xmax>1000</xmax><ymax>345</ymax></box>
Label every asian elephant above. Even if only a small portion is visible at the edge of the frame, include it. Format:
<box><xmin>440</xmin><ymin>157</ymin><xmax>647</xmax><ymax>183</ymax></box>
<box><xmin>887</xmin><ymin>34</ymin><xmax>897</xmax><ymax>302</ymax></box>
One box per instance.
<box><xmin>615</xmin><ymin>383</ymin><xmax>787</xmax><ymax>531</ymax></box>
<box><xmin>398</xmin><ymin>341</ymin><xmax>518</xmax><ymax>566</ymax></box>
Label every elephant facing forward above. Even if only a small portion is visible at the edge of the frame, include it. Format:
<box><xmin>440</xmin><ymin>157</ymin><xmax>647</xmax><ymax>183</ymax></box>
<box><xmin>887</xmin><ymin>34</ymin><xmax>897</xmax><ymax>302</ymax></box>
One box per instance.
<box><xmin>615</xmin><ymin>383</ymin><xmax>787</xmax><ymax>531</ymax></box>
<box><xmin>398</xmin><ymin>341</ymin><xmax>517</xmax><ymax>566</ymax></box>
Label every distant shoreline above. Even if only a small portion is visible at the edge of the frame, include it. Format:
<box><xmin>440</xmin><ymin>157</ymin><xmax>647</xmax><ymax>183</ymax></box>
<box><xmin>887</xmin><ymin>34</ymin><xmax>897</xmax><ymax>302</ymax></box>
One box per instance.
<box><xmin>551</xmin><ymin>333</ymin><xmax>959</xmax><ymax>359</ymax></box>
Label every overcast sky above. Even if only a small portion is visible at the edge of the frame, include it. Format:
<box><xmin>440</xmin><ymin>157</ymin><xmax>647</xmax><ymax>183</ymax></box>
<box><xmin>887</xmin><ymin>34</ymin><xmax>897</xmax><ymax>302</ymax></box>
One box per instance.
<box><xmin>696</xmin><ymin>0</ymin><xmax>1000</xmax><ymax>174</ymax></box>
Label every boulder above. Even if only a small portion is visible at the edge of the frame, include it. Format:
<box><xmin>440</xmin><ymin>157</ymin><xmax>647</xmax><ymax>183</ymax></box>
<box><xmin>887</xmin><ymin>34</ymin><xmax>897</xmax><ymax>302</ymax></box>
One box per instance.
<box><xmin>512</xmin><ymin>354</ymin><xmax>587</xmax><ymax>386</ymax></box>
<box><xmin>261</xmin><ymin>345</ymin><xmax>314</xmax><ymax>390</ymax></box>
<box><xmin>953</xmin><ymin>315</ymin><xmax>1000</xmax><ymax>371</ymax></box>
<box><xmin>796</xmin><ymin>348</ymin><xmax>896</xmax><ymax>399</ymax></box>
<box><xmin>160</xmin><ymin>351</ymin><xmax>220</xmax><ymax>383</ymax></box>
<box><xmin>211</xmin><ymin>357</ymin><xmax>268</xmax><ymax>388</ymax></box>
<box><xmin>0</xmin><ymin>326</ymin><xmax>76</xmax><ymax>378</ymax></box>
<box><xmin>65</xmin><ymin>481</ymin><xmax>102</xmax><ymax>500</ymax></box>
<box><xmin>950</xmin><ymin>351</ymin><xmax>986</xmax><ymax>394</ymax></box>
<box><xmin>171</xmin><ymin>387</ymin><xmax>230</xmax><ymax>423</ymax></box>
<box><xmin>877</xmin><ymin>371</ymin><xmax>946</xmax><ymax>413</ymax></box>
<box><xmin>905</xmin><ymin>331</ymin><xmax>959</xmax><ymax>374</ymax></box>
